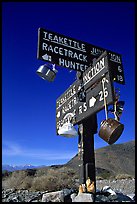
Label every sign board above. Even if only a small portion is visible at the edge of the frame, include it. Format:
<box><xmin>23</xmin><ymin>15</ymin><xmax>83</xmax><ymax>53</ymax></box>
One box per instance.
<box><xmin>37</xmin><ymin>28</ymin><xmax>90</xmax><ymax>72</ymax></box>
<box><xmin>107</xmin><ymin>51</ymin><xmax>125</xmax><ymax>84</ymax></box>
<box><xmin>56</xmin><ymin>81</ymin><xmax>78</xmax><ymax>133</ymax></box>
<box><xmin>56</xmin><ymin>72</ymin><xmax>114</xmax><ymax>133</ymax></box>
<box><xmin>37</xmin><ymin>28</ymin><xmax>125</xmax><ymax>84</ymax></box>
<box><xmin>82</xmin><ymin>51</ymin><xmax>109</xmax><ymax>91</ymax></box>
<box><xmin>56</xmin><ymin>52</ymin><xmax>110</xmax><ymax>131</ymax></box>
<box><xmin>76</xmin><ymin>72</ymin><xmax>114</xmax><ymax>124</ymax></box>
<box><xmin>56</xmin><ymin>51</ymin><xmax>109</xmax><ymax>108</ymax></box>
<box><xmin>56</xmin><ymin>52</ymin><xmax>115</xmax><ymax>133</ymax></box>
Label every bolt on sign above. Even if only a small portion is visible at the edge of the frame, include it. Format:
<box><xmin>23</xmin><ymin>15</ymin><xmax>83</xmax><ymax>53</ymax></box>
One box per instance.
<box><xmin>56</xmin><ymin>52</ymin><xmax>114</xmax><ymax>133</ymax></box>
<box><xmin>37</xmin><ymin>28</ymin><xmax>125</xmax><ymax>85</ymax></box>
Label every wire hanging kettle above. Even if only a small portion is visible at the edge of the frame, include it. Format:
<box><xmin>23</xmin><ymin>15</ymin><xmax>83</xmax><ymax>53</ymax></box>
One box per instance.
<box><xmin>98</xmin><ymin>77</ymin><xmax>124</xmax><ymax>145</ymax></box>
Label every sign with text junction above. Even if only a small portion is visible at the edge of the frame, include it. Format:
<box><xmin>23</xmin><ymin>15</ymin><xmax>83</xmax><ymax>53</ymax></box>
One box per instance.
<box><xmin>76</xmin><ymin>72</ymin><xmax>114</xmax><ymax>124</ymax></box>
<box><xmin>56</xmin><ymin>72</ymin><xmax>114</xmax><ymax>132</ymax></box>
<box><xmin>56</xmin><ymin>52</ymin><xmax>114</xmax><ymax>133</ymax></box>
<box><xmin>37</xmin><ymin>28</ymin><xmax>125</xmax><ymax>84</ymax></box>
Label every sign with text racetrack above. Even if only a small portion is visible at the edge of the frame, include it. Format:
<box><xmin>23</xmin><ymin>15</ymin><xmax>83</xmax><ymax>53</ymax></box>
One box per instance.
<box><xmin>37</xmin><ymin>28</ymin><xmax>90</xmax><ymax>72</ymax></box>
<box><xmin>37</xmin><ymin>28</ymin><xmax>125</xmax><ymax>84</ymax></box>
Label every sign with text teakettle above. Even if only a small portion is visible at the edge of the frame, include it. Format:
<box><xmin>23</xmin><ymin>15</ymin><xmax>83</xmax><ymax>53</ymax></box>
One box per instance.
<box><xmin>37</xmin><ymin>28</ymin><xmax>125</xmax><ymax>84</ymax></box>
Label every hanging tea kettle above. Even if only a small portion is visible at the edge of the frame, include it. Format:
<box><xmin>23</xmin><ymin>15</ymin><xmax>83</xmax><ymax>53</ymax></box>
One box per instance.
<box><xmin>98</xmin><ymin>78</ymin><xmax>124</xmax><ymax>145</ymax></box>
<box><xmin>99</xmin><ymin>118</ymin><xmax>124</xmax><ymax>145</ymax></box>
<box><xmin>57</xmin><ymin>113</ymin><xmax>78</xmax><ymax>137</ymax></box>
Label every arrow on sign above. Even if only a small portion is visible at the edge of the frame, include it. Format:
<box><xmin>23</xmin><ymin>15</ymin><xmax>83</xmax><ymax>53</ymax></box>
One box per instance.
<box><xmin>42</xmin><ymin>54</ymin><xmax>52</xmax><ymax>61</ymax></box>
<box><xmin>89</xmin><ymin>97</ymin><xmax>96</xmax><ymax>107</ymax></box>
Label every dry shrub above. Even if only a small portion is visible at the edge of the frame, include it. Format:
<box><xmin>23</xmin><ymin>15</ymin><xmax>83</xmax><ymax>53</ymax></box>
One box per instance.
<box><xmin>31</xmin><ymin>175</ymin><xmax>54</xmax><ymax>191</ymax></box>
<box><xmin>2</xmin><ymin>167</ymin><xmax>78</xmax><ymax>191</ymax></box>
<box><xmin>35</xmin><ymin>167</ymin><xmax>48</xmax><ymax>177</ymax></box>
<box><xmin>31</xmin><ymin>168</ymin><xmax>77</xmax><ymax>191</ymax></box>
<box><xmin>96</xmin><ymin>176</ymin><xmax>104</xmax><ymax>180</ymax></box>
<box><xmin>115</xmin><ymin>174</ymin><xmax>134</xmax><ymax>180</ymax></box>
<box><xmin>2</xmin><ymin>171</ymin><xmax>27</xmax><ymax>189</ymax></box>
<box><xmin>19</xmin><ymin>176</ymin><xmax>33</xmax><ymax>189</ymax></box>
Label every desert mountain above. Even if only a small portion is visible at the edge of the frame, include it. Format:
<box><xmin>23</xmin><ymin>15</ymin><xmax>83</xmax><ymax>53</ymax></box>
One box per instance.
<box><xmin>66</xmin><ymin>140</ymin><xmax>135</xmax><ymax>178</ymax></box>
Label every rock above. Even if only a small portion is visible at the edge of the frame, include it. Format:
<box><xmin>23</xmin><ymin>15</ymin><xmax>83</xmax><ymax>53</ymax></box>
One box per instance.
<box><xmin>127</xmin><ymin>193</ymin><xmax>135</xmax><ymax>201</ymax></box>
<box><xmin>101</xmin><ymin>185</ymin><xmax>117</xmax><ymax>195</ymax></box>
<box><xmin>7</xmin><ymin>195</ymin><xmax>19</xmax><ymax>202</ymax></box>
<box><xmin>116</xmin><ymin>193</ymin><xmax>134</xmax><ymax>202</ymax></box>
<box><xmin>62</xmin><ymin>188</ymin><xmax>74</xmax><ymax>196</ymax></box>
<box><xmin>108</xmin><ymin>194</ymin><xmax>118</xmax><ymax>200</ymax></box>
<box><xmin>63</xmin><ymin>188</ymin><xmax>75</xmax><ymax>202</ymax></box>
<box><xmin>42</xmin><ymin>190</ymin><xmax>65</xmax><ymax>202</ymax></box>
<box><xmin>70</xmin><ymin>193</ymin><xmax>77</xmax><ymax>200</ymax></box>
<box><xmin>42</xmin><ymin>188</ymin><xmax>75</xmax><ymax>202</ymax></box>
<box><xmin>2</xmin><ymin>184</ymin><xmax>135</xmax><ymax>202</ymax></box>
<box><xmin>95</xmin><ymin>194</ymin><xmax>110</xmax><ymax>202</ymax></box>
<box><xmin>71</xmin><ymin>193</ymin><xmax>95</xmax><ymax>202</ymax></box>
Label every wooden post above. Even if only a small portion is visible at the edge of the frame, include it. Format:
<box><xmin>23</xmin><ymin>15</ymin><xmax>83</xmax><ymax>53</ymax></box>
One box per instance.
<box><xmin>78</xmin><ymin>114</ymin><xmax>97</xmax><ymax>199</ymax></box>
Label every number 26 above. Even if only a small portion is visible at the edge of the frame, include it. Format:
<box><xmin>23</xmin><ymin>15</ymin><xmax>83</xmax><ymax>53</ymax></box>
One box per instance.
<box><xmin>99</xmin><ymin>87</ymin><xmax>108</xmax><ymax>101</ymax></box>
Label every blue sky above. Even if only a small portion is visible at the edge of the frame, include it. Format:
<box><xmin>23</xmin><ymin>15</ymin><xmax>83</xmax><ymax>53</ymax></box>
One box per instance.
<box><xmin>2</xmin><ymin>2</ymin><xmax>135</xmax><ymax>166</ymax></box>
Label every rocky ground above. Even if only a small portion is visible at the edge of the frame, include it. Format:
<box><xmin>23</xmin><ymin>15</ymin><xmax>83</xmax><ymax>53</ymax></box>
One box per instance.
<box><xmin>96</xmin><ymin>178</ymin><xmax>135</xmax><ymax>195</ymax></box>
<box><xmin>2</xmin><ymin>178</ymin><xmax>135</xmax><ymax>202</ymax></box>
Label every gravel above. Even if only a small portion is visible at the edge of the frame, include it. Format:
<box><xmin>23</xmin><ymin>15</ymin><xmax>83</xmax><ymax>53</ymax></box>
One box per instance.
<box><xmin>2</xmin><ymin>178</ymin><xmax>135</xmax><ymax>202</ymax></box>
<box><xmin>96</xmin><ymin>178</ymin><xmax>135</xmax><ymax>195</ymax></box>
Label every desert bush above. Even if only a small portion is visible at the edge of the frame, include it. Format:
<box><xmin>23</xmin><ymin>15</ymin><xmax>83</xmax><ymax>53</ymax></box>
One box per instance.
<box><xmin>31</xmin><ymin>175</ymin><xmax>56</xmax><ymax>191</ymax></box>
<box><xmin>30</xmin><ymin>168</ymin><xmax>78</xmax><ymax>191</ymax></box>
<box><xmin>115</xmin><ymin>173</ymin><xmax>134</xmax><ymax>180</ymax></box>
<box><xmin>98</xmin><ymin>171</ymin><xmax>112</xmax><ymax>179</ymax></box>
<box><xmin>35</xmin><ymin>167</ymin><xmax>49</xmax><ymax>177</ymax></box>
<box><xmin>96</xmin><ymin>176</ymin><xmax>104</xmax><ymax>180</ymax></box>
<box><xmin>2</xmin><ymin>170</ymin><xmax>12</xmax><ymax>177</ymax></box>
<box><xmin>2</xmin><ymin>166</ymin><xmax>78</xmax><ymax>191</ymax></box>
<box><xmin>19</xmin><ymin>176</ymin><xmax>33</xmax><ymax>189</ymax></box>
<box><xmin>2</xmin><ymin>170</ymin><xmax>27</xmax><ymax>189</ymax></box>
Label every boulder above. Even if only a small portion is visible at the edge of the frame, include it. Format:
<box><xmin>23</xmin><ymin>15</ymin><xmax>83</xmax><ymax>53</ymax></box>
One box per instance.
<box><xmin>71</xmin><ymin>193</ymin><xmax>95</xmax><ymax>202</ymax></box>
<box><xmin>42</xmin><ymin>188</ymin><xmax>75</xmax><ymax>202</ymax></box>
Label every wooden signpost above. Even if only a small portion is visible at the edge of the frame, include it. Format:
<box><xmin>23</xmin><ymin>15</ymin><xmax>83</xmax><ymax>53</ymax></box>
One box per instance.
<box><xmin>37</xmin><ymin>28</ymin><xmax>125</xmax><ymax>199</ymax></box>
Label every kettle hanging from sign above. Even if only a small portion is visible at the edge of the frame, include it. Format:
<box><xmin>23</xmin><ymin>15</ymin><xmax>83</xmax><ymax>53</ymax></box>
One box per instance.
<box><xmin>57</xmin><ymin>113</ymin><xmax>78</xmax><ymax>138</ymax></box>
<box><xmin>98</xmin><ymin>77</ymin><xmax>124</xmax><ymax>145</ymax></box>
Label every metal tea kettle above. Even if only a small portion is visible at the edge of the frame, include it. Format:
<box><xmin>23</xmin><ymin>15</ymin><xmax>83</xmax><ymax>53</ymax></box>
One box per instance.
<box><xmin>98</xmin><ymin>78</ymin><xmax>124</xmax><ymax>145</ymax></box>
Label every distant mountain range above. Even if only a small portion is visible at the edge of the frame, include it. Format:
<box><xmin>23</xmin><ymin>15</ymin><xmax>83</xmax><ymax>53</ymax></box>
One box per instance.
<box><xmin>2</xmin><ymin>164</ymin><xmax>45</xmax><ymax>172</ymax></box>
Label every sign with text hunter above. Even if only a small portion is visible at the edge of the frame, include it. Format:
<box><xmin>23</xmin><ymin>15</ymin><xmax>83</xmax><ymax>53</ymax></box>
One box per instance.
<box><xmin>37</xmin><ymin>28</ymin><xmax>125</xmax><ymax>84</ymax></box>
